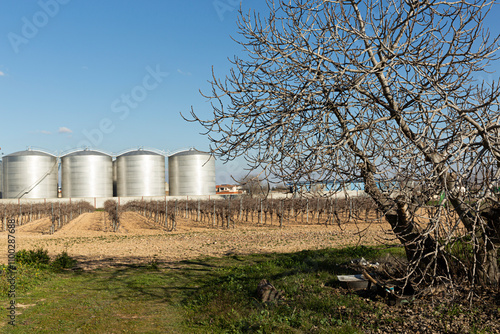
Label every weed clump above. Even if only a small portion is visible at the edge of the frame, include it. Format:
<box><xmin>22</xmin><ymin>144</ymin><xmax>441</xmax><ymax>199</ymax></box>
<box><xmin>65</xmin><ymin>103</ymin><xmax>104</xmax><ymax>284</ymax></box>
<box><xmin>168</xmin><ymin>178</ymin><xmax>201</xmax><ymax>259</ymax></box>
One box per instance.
<box><xmin>0</xmin><ymin>248</ymin><xmax>78</xmax><ymax>296</ymax></box>
<box><xmin>15</xmin><ymin>248</ymin><xmax>50</xmax><ymax>266</ymax></box>
<box><xmin>51</xmin><ymin>251</ymin><xmax>77</xmax><ymax>271</ymax></box>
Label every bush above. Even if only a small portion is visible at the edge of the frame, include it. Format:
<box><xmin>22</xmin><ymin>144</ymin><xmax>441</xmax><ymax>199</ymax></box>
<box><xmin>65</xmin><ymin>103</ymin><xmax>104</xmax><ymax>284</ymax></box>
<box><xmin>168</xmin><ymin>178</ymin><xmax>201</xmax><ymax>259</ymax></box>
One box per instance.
<box><xmin>15</xmin><ymin>248</ymin><xmax>50</xmax><ymax>266</ymax></box>
<box><xmin>51</xmin><ymin>251</ymin><xmax>77</xmax><ymax>270</ymax></box>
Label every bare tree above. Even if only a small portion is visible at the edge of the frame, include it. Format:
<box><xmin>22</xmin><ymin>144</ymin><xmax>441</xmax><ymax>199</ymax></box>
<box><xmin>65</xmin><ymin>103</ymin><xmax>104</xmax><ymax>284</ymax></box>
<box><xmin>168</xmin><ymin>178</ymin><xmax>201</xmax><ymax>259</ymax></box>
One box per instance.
<box><xmin>186</xmin><ymin>0</ymin><xmax>500</xmax><ymax>290</ymax></box>
<box><xmin>237</xmin><ymin>174</ymin><xmax>270</xmax><ymax>198</ymax></box>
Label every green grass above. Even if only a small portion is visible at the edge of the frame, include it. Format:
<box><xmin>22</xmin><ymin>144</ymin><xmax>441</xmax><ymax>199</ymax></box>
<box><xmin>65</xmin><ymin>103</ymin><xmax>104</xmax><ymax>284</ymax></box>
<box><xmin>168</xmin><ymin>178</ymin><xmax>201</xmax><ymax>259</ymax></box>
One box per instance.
<box><xmin>183</xmin><ymin>246</ymin><xmax>404</xmax><ymax>333</ymax></box>
<box><xmin>0</xmin><ymin>246</ymin><xmax>406</xmax><ymax>333</ymax></box>
<box><xmin>0</xmin><ymin>263</ymin><xmax>195</xmax><ymax>333</ymax></box>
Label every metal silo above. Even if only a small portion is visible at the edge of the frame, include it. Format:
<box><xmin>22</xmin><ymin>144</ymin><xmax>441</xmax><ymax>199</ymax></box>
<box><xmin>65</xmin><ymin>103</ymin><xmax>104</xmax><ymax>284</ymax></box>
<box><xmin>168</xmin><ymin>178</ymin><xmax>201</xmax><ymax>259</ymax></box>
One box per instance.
<box><xmin>2</xmin><ymin>150</ymin><xmax>58</xmax><ymax>199</ymax></box>
<box><xmin>168</xmin><ymin>149</ymin><xmax>215</xmax><ymax>196</ymax></box>
<box><xmin>116</xmin><ymin>149</ymin><xmax>165</xmax><ymax>197</ymax></box>
<box><xmin>61</xmin><ymin>149</ymin><xmax>113</xmax><ymax>198</ymax></box>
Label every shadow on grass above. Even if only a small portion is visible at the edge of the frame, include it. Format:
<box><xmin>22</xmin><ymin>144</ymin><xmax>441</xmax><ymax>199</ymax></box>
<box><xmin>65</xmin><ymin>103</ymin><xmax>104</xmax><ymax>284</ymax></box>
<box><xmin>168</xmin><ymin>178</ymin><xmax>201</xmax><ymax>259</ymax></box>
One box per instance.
<box><xmin>172</xmin><ymin>246</ymin><xmax>403</xmax><ymax>333</ymax></box>
<box><xmin>61</xmin><ymin>255</ymin><xmax>228</xmax><ymax>306</ymax></box>
<box><xmin>56</xmin><ymin>245</ymin><xmax>403</xmax><ymax>308</ymax></box>
<box><xmin>65</xmin><ymin>249</ymin><xmax>355</xmax><ymax>307</ymax></box>
<box><xmin>0</xmin><ymin>245</ymin><xmax>405</xmax><ymax>333</ymax></box>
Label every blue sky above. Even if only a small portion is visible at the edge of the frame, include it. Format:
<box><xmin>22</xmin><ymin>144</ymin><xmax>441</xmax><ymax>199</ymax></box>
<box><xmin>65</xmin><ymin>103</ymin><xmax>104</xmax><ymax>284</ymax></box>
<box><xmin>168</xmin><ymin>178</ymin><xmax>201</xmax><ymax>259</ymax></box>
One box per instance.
<box><xmin>0</xmin><ymin>1</ymin><xmax>499</xmax><ymax>184</ymax></box>
<box><xmin>0</xmin><ymin>0</ymin><xmax>270</xmax><ymax>183</ymax></box>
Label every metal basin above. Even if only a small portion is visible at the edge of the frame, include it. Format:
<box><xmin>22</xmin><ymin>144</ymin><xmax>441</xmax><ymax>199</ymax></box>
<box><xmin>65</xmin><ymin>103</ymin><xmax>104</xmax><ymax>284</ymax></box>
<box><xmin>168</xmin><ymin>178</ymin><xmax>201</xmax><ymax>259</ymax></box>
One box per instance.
<box><xmin>337</xmin><ymin>274</ymin><xmax>370</xmax><ymax>290</ymax></box>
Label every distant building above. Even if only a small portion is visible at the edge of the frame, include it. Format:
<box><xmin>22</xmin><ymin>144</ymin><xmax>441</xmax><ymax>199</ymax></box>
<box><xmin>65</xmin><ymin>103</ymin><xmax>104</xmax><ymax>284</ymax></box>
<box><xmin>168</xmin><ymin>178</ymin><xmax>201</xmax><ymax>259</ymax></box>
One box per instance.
<box><xmin>216</xmin><ymin>184</ymin><xmax>245</xmax><ymax>195</ymax></box>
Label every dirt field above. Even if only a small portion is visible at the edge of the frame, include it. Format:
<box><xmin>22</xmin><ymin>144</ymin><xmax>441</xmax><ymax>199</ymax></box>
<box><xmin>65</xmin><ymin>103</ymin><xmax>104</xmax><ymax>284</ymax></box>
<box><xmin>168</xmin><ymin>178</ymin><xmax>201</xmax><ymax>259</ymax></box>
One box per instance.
<box><xmin>0</xmin><ymin>212</ymin><xmax>397</xmax><ymax>269</ymax></box>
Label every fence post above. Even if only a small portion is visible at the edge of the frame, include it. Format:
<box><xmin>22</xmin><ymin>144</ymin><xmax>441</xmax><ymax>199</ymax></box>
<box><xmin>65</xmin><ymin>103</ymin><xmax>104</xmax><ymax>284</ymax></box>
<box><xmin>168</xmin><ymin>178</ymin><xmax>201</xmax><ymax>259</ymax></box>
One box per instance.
<box><xmin>167</xmin><ymin>200</ymin><xmax>171</xmax><ymax>227</ymax></box>
<box><xmin>174</xmin><ymin>200</ymin><xmax>178</xmax><ymax>230</ymax></box>
<box><xmin>306</xmin><ymin>199</ymin><xmax>309</xmax><ymax>224</ymax></box>
<box><xmin>259</xmin><ymin>199</ymin><xmax>263</xmax><ymax>225</ymax></box>
<box><xmin>213</xmin><ymin>200</ymin><xmax>216</xmax><ymax>227</ymax></box>
<box><xmin>51</xmin><ymin>203</ymin><xmax>55</xmax><ymax>234</ymax></box>
<box><xmin>227</xmin><ymin>198</ymin><xmax>231</xmax><ymax>228</ymax></box>
<box><xmin>155</xmin><ymin>201</ymin><xmax>158</xmax><ymax>223</ymax></box>
<box><xmin>316</xmin><ymin>197</ymin><xmax>319</xmax><ymax>220</ymax></box>
<box><xmin>349</xmin><ymin>197</ymin><xmax>353</xmax><ymax>221</ymax></box>
<box><xmin>280</xmin><ymin>199</ymin><xmax>283</xmax><ymax>228</ymax></box>
<box><xmin>197</xmin><ymin>199</ymin><xmax>200</xmax><ymax>222</ymax></box>
<box><xmin>116</xmin><ymin>200</ymin><xmax>120</xmax><ymax>232</ymax></box>
<box><xmin>328</xmin><ymin>198</ymin><xmax>332</xmax><ymax>226</ymax></box>
<box><xmin>58</xmin><ymin>202</ymin><xmax>61</xmax><ymax>229</ymax></box>
<box><xmin>239</xmin><ymin>197</ymin><xmax>242</xmax><ymax>221</ymax></box>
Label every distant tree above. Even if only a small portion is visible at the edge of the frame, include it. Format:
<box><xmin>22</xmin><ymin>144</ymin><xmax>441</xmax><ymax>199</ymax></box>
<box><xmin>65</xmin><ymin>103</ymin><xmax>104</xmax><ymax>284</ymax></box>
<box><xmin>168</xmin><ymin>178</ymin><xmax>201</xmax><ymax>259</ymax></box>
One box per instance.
<box><xmin>237</xmin><ymin>174</ymin><xmax>269</xmax><ymax>198</ymax></box>
<box><xmin>187</xmin><ymin>0</ymin><xmax>500</xmax><ymax>289</ymax></box>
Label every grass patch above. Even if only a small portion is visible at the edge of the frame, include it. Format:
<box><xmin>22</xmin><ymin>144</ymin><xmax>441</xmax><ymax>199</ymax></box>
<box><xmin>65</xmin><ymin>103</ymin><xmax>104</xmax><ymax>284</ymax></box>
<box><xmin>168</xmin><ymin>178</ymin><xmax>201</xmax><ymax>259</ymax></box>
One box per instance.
<box><xmin>0</xmin><ymin>245</ymin><xmax>409</xmax><ymax>333</ymax></box>
<box><xmin>183</xmin><ymin>246</ymin><xmax>404</xmax><ymax>333</ymax></box>
<box><xmin>0</xmin><ymin>248</ymin><xmax>77</xmax><ymax>298</ymax></box>
<box><xmin>0</xmin><ymin>262</ymin><xmax>55</xmax><ymax>298</ymax></box>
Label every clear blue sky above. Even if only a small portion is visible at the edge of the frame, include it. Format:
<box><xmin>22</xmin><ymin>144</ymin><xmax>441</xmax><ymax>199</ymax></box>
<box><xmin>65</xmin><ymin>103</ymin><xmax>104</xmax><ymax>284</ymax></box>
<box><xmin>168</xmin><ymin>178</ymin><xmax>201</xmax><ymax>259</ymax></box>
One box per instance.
<box><xmin>0</xmin><ymin>1</ymin><xmax>499</xmax><ymax>184</ymax></box>
<box><xmin>0</xmin><ymin>0</ymin><xmax>271</xmax><ymax>183</ymax></box>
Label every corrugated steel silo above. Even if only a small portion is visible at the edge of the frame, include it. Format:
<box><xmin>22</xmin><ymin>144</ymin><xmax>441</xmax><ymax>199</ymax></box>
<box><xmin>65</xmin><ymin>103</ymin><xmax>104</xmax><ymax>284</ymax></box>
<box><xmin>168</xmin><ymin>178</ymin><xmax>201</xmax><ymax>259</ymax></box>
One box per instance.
<box><xmin>116</xmin><ymin>149</ymin><xmax>165</xmax><ymax>197</ymax></box>
<box><xmin>2</xmin><ymin>150</ymin><xmax>58</xmax><ymax>199</ymax></box>
<box><xmin>168</xmin><ymin>149</ymin><xmax>215</xmax><ymax>196</ymax></box>
<box><xmin>61</xmin><ymin>149</ymin><xmax>113</xmax><ymax>198</ymax></box>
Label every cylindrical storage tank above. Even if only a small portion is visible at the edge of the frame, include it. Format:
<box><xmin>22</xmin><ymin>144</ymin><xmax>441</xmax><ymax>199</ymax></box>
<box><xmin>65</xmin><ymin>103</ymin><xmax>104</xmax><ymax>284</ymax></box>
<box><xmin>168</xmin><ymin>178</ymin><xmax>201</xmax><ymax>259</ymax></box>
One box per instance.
<box><xmin>116</xmin><ymin>149</ymin><xmax>165</xmax><ymax>197</ymax></box>
<box><xmin>0</xmin><ymin>160</ymin><xmax>2</xmax><ymax>199</ymax></box>
<box><xmin>168</xmin><ymin>149</ymin><xmax>215</xmax><ymax>196</ymax></box>
<box><xmin>61</xmin><ymin>150</ymin><xmax>113</xmax><ymax>198</ymax></box>
<box><xmin>2</xmin><ymin>150</ymin><xmax>58</xmax><ymax>199</ymax></box>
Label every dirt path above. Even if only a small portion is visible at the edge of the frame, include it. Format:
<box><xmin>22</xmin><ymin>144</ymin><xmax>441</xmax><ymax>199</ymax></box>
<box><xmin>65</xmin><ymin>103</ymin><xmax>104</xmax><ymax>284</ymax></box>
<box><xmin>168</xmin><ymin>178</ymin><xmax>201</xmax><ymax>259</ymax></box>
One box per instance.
<box><xmin>17</xmin><ymin>217</ymin><xmax>53</xmax><ymax>234</ymax></box>
<box><xmin>0</xmin><ymin>212</ymin><xmax>397</xmax><ymax>270</ymax></box>
<box><xmin>57</xmin><ymin>211</ymin><xmax>112</xmax><ymax>235</ymax></box>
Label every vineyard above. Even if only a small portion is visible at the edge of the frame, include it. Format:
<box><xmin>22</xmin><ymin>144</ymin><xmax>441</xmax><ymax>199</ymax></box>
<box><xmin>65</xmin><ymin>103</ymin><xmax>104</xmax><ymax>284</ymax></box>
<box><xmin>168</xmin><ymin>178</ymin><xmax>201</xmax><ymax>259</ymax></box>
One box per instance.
<box><xmin>123</xmin><ymin>196</ymin><xmax>383</xmax><ymax>230</ymax></box>
<box><xmin>0</xmin><ymin>196</ymin><xmax>383</xmax><ymax>234</ymax></box>
<box><xmin>0</xmin><ymin>201</ymin><xmax>94</xmax><ymax>233</ymax></box>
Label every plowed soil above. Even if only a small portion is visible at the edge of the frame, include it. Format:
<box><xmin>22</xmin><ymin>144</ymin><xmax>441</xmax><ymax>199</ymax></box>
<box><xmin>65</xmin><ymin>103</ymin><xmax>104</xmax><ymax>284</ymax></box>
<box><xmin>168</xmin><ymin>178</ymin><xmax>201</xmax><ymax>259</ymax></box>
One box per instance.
<box><xmin>0</xmin><ymin>211</ymin><xmax>396</xmax><ymax>270</ymax></box>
